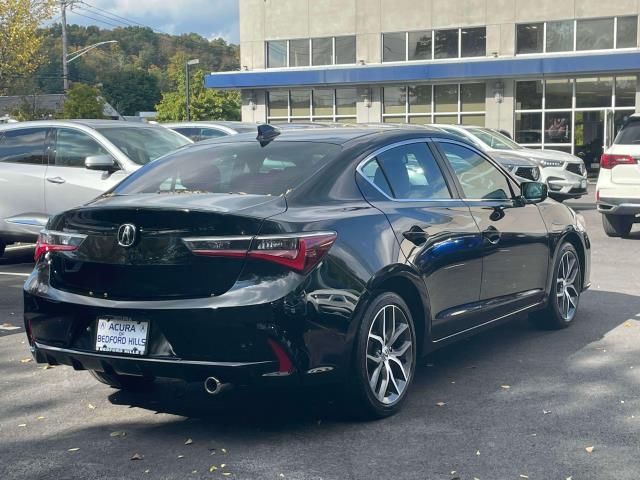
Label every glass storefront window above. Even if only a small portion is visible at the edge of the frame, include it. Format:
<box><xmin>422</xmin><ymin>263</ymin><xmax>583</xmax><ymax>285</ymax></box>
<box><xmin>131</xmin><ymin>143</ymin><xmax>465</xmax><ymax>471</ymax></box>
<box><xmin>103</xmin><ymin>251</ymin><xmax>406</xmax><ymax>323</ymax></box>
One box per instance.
<box><xmin>544</xmin><ymin>112</ymin><xmax>572</xmax><ymax>144</ymax></box>
<box><xmin>408</xmin><ymin>116</ymin><xmax>431</xmax><ymax>124</ymax></box>
<box><xmin>408</xmin><ymin>31</ymin><xmax>432</xmax><ymax>61</ymax></box>
<box><xmin>616</xmin><ymin>76</ymin><xmax>636</xmax><ymax>107</ymax></box>
<box><xmin>267</xmin><ymin>41</ymin><xmax>287</xmax><ymax>68</ymax></box>
<box><xmin>460</xmin><ymin>84</ymin><xmax>485</xmax><ymax>112</ymax></box>
<box><xmin>290</xmin><ymin>90</ymin><xmax>311</xmax><ymax>116</ymax></box>
<box><xmin>268</xmin><ymin>91</ymin><xmax>288</xmax><ymax>117</ymax></box>
<box><xmin>335</xmin><ymin>36</ymin><xmax>356</xmax><ymax>64</ymax></box>
<box><xmin>515</xmin><ymin>112</ymin><xmax>542</xmax><ymax>144</ymax></box>
<box><xmin>575</xmin><ymin>77</ymin><xmax>613</xmax><ymax>108</ymax></box>
<box><xmin>312</xmin><ymin>37</ymin><xmax>333</xmax><ymax>66</ymax></box>
<box><xmin>434</xmin><ymin>84</ymin><xmax>458</xmax><ymax>112</ymax></box>
<box><xmin>574</xmin><ymin>111</ymin><xmax>605</xmax><ymax>169</ymax></box>
<box><xmin>461</xmin><ymin>114</ymin><xmax>485</xmax><ymax>126</ymax></box>
<box><xmin>313</xmin><ymin>89</ymin><xmax>334</xmax><ymax>116</ymax></box>
<box><xmin>383</xmin><ymin>116</ymin><xmax>406</xmax><ymax>124</ymax></box>
<box><xmin>408</xmin><ymin>85</ymin><xmax>431</xmax><ymax>113</ymax></box>
<box><xmin>434</xmin><ymin>115</ymin><xmax>458</xmax><ymax>125</ymax></box>
<box><xmin>461</xmin><ymin>27</ymin><xmax>486</xmax><ymax>57</ymax></box>
<box><xmin>516</xmin><ymin>81</ymin><xmax>543</xmax><ymax>110</ymax></box>
<box><xmin>576</xmin><ymin>18</ymin><xmax>614</xmax><ymax>51</ymax></box>
<box><xmin>435</xmin><ymin>29</ymin><xmax>459</xmax><ymax>59</ymax></box>
<box><xmin>516</xmin><ymin>23</ymin><xmax>544</xmax><ymax>54</ymax></box>
<box><xmin>617</xmin><ymin>16</ymin><xmax>638</xmax><ymax>49</ymax></box>
<box><xmin>546</xmin><ymin>20</ymin><xmax>574</xmax><ymax>53</ymax></box>
<box><xmin>289</xmin><ymin>39</ymin><xmax>309</xmax><ymax>67</ymax></box>
<box><xmin>383</xmin><ymin>86</ymin><xmax>406</xmax><ymax>114</ymax></box>
<box><xmin>545</xmin><ymin>79</ymin><xmax>572</xmax><ymax>109</ymax></box>
<box><xmin>383</xmin><ymin>32</ymin><xmax>406</xmax><ymax>62</ymax></box>
<box><xmin>336</xmin><ymin>88</ymin><xmax>358</xmax><ymax>115</ymax></box>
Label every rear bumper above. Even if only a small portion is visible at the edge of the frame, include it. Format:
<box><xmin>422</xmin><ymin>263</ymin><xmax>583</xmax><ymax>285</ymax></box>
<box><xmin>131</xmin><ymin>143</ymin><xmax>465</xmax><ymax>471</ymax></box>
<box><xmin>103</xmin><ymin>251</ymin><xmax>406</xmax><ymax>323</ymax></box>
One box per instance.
<box><xmin>597</xmin><ymin>197</ymin><xmax>640</xmax><ymax>217</ymax></box>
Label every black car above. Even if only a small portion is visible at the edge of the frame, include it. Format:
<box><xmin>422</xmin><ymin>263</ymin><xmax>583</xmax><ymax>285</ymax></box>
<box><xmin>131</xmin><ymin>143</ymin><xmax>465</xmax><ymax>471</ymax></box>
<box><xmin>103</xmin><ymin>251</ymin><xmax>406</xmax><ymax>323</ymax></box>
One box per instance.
<box><xmin>24</xmin><ymin>126</ymin><xmax>591</xmax><ymax>418</ymax></box>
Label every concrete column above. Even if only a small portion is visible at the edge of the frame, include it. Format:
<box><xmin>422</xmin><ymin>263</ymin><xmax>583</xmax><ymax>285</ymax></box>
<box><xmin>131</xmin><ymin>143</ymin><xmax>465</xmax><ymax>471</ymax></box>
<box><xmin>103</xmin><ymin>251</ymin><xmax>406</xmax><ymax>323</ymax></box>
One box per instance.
<box><xmin>484</xmin><ymin>79</ymin><xmax>515</xmax><ymax>134</ymax></box>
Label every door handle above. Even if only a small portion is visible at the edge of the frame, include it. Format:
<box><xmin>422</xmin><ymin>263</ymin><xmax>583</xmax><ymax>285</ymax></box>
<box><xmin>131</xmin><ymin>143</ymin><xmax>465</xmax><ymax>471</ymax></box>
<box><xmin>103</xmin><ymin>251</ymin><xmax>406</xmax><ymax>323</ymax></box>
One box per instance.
<box><xmin>46</xmin><ymin>176</ymin><xmax>66</xmax><ymax>184</ymax></box>
<box><xmin>402</xmin><ymin>227</ymin><xmax>429</xmax><ymax>246</ymax></box>
<box><xmin>483</xmin><ymin>225</ymin><xmax>501</xmax><ymax>245</ymax></box>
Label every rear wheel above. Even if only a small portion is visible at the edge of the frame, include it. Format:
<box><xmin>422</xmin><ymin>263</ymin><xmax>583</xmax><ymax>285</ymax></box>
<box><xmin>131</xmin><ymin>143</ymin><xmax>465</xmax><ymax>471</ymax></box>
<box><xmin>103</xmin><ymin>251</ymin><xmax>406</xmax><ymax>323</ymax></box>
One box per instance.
<box><xmin>350</xmin><ymin>292</ymin><xmax>416</xmax><ymax>419</ymax></box>
<box><xmin>530</xmin><ymin>242</ymin><xmax>581</xmax><ymax>330</ymax></box>
<box><xmin>89</xmin><ymin>370</ymin><xmax>154</xmax><ymax>391</ymax></box>
<box><xmin>602</xmin><ymin>214</ymin><xmax>633</xmax><ymax>237</ymax></box>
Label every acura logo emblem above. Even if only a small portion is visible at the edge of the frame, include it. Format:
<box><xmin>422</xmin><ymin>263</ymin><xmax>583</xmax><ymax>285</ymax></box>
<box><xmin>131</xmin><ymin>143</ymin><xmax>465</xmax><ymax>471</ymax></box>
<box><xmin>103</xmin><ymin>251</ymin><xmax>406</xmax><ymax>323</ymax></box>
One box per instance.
<box><xmin>117</xmin><ymin>224</ymin><xmax>137</xmax><ymax>247</ymax></box>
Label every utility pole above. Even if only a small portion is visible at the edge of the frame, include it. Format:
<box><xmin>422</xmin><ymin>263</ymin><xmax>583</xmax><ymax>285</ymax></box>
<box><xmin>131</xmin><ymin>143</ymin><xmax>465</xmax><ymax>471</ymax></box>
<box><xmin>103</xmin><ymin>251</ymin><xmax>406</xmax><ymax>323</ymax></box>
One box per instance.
<box><xmin>185</xmin><ymin>58</ymin><xmax>200</xmax><ymax>121</ymax></box>
<box><xmin>60</xmin><ymin>0</ymin><xmax>70</xmax><ymax>91</ymax></box>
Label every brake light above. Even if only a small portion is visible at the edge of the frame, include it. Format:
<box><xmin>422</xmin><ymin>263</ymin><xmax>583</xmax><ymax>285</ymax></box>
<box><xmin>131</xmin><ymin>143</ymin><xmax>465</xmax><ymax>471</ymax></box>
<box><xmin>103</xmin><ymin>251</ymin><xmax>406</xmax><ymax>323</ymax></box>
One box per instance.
<box><xmin>34</xmin><ymin>230</ymin><xmax>87</xmax><ymax>262</ymax></box>
<box><xmin>600</xmin><ymin>153</ymin><xmax>636</xmax><ymax>169</ymax></box>
<box><xmin>182</xmin><ymin>232</ymin><xmax>337</xmax><ymax>273</ymax></box>
<box><xmin>267</xmin><ymin>338</ymin><xmax>294</xmax><ymax>374</ymax></box>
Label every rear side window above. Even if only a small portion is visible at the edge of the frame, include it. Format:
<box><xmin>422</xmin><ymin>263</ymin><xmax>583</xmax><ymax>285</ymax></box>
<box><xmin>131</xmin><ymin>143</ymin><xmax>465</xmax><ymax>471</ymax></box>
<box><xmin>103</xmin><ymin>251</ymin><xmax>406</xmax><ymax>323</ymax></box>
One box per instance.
<box><xmin>614</xmin><ymin>120</ymin><xmax>640</xmax><ymax>145</ymax></box>
<box><xmin>199</xmin><ymin>128</ymin><xmax>227</xmax><ymax>140</ymax></box>
<box><xmin>113</xmin><ymin>141</ymin><xmax>341</xmax><ymax>196</ymax></box>
<box><xmin>0</xmin><ymin>128</ymin><xmax>48</xmax><ymax>165</ymax></box>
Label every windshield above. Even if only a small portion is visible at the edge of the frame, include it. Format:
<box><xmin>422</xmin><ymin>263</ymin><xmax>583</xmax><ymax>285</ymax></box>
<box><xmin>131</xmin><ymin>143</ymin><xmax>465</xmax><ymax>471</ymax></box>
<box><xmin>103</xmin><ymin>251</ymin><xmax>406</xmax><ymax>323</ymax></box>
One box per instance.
<box><xmin>113</xmin><ymin>141</ymin><xmax>342</xmax><ymax>196</ymax></box>
<box><xmin>469</xmin><ymin>128</ymin><xmax>524</xmax><ymax>151</ymax></box>
<box><xmin>96</xmin><ymin>127</ymin><xmax>192</xmax><ymax>165</ymax></box>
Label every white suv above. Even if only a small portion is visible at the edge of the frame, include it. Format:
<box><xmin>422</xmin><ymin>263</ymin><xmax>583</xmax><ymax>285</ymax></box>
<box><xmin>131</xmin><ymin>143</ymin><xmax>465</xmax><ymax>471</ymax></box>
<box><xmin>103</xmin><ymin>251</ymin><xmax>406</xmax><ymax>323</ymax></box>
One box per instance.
<box><xmin>597</xmin><ymin>114</ymin><xmax>640</xmax><ymax>237</ymax></box>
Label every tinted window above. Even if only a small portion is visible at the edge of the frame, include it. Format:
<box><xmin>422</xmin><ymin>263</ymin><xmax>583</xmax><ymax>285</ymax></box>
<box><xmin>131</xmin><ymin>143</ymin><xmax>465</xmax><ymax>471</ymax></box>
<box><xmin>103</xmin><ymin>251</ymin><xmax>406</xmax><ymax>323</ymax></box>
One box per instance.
<box><xmin>439</xmin><ymin>142</ymin><xmax>511</xmax><ymax>200</ymax></box>
<box><xmin>408</xmin><ymin>31</ymin><xmax>432</xmax><ymax>61</ymax></box>
<box><xmin>0</xmin><ymin>128</ymin><xmax>47</xmax><ymax>165</ymax></box>
<box><xmin>114</xmin><ymin>142</ymin><xmax>341</xmax><ymax>196</ymax></box>
<box><xmin>576</xmin><ymin>18</ymin><xmax>614</xmax><ymax>50</ymax></box>
<box><xmin>199</xmin><ymin>128</ymin><xmax>227</xmax><ymax>140</ymax></box>
<box><xmin>375</xmin><ymin>143</ymin><xmax>451</xmax><ymax>199</ymax></box>
<box><xmin>267</xmin><ymin>40</ymin><xmax>287</xmax><ymax>68</ymax></box>
<box><xmin>383</xmin><ymin>32</ymin><xmax>406</xmax><ymax>62</ymax></box>
<box><xmin>516</xmin><ymin>23</ymin><xmax>544</xmax><ymax>54</ymax></box>
<box><xmin>360</xmin><ymin>159</ymin><xmax>392</xmax><ymax>197</ymax></box>
<box><xmin>172</xmin><ymin>127</ymin><xmax>198</xmax><ymax>141</ymax></box>
<box><xmin>335</xmin><ymin>36</ymin><xmax>356</xmax><ymax>64</ymax></box>
<box><xmin>96</xmin><ymin>127</ymin><xmax>190</xmax><ymax>165</ymax></box>
<box><xmin>435</xmin><ymin>29</ymin><xmax>459</xmax><ymax>59</ymax></box>
<box><xmin>461</xmin><ymin>27</ymin><xmax>486</xmax><ymax>57</ymax></box>
<box><xmin>312</xmin><ymin>37</ymin><xmax>333</xmax><ymax>65</ymax></box>
<box><xmin>546</xmin><ymin>20</ymin><xmax>574</xmax><ymax>52</ymax></box>
<box><xmin>289</xmin><ymin>39</ymin><xmax>309</xmax><ymax>67</ymax></box>
<box><xmin>617</xmin><ymin>16</ymin><xmax>638</xmax><ymax>48</ymax></box>
<box><xmin>54</xmin><ymin>128</ymin><xmax>108</xmax><ymax>167</ymax></box>
<box><xmin>614</xmin><ymin>120</ymin><xmax>640</xmax><ymax>145</ymax></box>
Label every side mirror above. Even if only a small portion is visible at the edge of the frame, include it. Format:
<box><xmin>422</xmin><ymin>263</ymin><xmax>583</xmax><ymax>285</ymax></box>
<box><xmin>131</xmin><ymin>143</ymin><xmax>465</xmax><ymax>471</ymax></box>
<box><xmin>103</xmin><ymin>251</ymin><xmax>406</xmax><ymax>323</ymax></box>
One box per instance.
<box><xmin>520</xmin><ymin>181</ymin><xmax>548</xmax><ymax>204</ymax></box>
<box><xmin>85</xmin><ymin>154</ymin><xmax>117</xmax><ymax>171</ymax></box>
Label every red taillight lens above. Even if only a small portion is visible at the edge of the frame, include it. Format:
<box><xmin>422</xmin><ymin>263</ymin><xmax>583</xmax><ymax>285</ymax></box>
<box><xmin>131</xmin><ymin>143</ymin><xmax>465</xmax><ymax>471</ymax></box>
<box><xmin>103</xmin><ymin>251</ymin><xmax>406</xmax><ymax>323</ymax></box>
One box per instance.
<box><xmin>34</xmin><ymin>230</ymin><xmax>87</xmax><ymax>262</ymax></box>
<box><xmin>267</xmin><ymin>338</ymin><xmax>294</xmax><ymax>374</ymax></box>
<box><xmin>600</xmin><ymin>153</ymin><xmax>636</xmax><ymax>169</ymax></box>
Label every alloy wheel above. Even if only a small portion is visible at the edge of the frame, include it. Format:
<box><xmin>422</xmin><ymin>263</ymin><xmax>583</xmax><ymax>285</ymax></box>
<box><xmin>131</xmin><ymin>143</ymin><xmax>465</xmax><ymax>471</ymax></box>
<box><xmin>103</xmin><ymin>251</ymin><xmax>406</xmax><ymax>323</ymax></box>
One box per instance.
<box><xmin>366</xmin><ymin>304</ymin><xmax>414</xmax><ymax>405</ymax></box>
<box><xmin>556</xmin><ymin>250</ymin><xmax>580</xmax><ymax>321</ymax></box>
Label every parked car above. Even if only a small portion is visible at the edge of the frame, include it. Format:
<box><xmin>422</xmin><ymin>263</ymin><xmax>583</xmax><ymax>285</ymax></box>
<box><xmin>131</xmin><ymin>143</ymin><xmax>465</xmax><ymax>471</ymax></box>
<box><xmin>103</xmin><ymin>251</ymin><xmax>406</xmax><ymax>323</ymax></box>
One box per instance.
<box><xmin>0</xmin><ymin>120</ymin><xmax>191</xmax><ymax>256</ymax></box>
<box><xmin>432</xmin><ymin>125</ymin><xmax>588</xmax><ymax>201</ymax></box>
<box><xmin>25</xmin><ymin>126</ymin><xmax>590</xmax><ymax>418</ymax></box>
<box><xmin>597</xmin><ymin>114</ymin><xmax>640</xmax><ymax>237</ymax></box>
<box><xmin>163</xmin><ymin>121</ymin><xmax>258</xmax><ymax>142</ymax></box>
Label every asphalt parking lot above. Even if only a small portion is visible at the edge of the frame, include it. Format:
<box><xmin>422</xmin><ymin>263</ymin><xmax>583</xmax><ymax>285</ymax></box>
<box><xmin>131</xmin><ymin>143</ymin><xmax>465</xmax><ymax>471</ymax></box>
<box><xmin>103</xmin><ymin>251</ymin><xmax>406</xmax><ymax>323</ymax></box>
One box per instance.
<box><xmin>1</xmin><ymin>192</ymin><xmax>639</xmax><ymax>480</ymax></box>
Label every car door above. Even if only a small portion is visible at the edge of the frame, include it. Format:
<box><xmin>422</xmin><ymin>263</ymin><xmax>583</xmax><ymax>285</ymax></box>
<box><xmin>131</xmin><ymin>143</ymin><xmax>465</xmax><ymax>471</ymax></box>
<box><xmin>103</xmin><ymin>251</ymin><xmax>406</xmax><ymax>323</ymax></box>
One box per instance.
<box><xmin>0</xmin><ymin>127</ymin><xmax>50</xmax><ymax>235</ymax></box>
<box><xmin>434</xmin><ymin>139</ymin><xmax>550</xmax><ymax>317</ymax></box>
<box><xmin>358</xmin><ymin>140</ymin><xmax>484</xmax><ymax>340</ymax></box>
<box><xmin>45</xmin><ymin>127</ymin><xmax>128</xmax><ymax>215</ymax></box>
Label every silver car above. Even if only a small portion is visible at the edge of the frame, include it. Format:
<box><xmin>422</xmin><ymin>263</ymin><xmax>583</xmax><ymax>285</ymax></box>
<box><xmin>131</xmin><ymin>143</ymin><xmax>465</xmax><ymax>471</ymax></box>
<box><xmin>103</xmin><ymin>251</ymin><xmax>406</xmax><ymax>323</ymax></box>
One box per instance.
<box><xmin>0</xmin><ymin>120</ymin><xmax>191</xmax><ymax>256</ymax></box>
<box><xmin>163</xmin><ymin>121</ymin><xmax>258</xmax><ymax>141</ymax></box>
<box><xmin>432</xmin><ymin>125</ymin><xmax>588</xmax><ymax>201</ymax></box>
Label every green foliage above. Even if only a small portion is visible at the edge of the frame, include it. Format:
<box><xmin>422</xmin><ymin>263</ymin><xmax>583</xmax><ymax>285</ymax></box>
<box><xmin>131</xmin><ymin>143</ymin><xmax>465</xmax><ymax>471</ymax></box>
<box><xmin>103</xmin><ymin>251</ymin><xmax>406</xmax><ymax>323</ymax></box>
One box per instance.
<box><xmin>102</xmin><ymin>68</ymin><xmax>161</xmax><ymax>115</ymax></box>
<box><xmin>155</xmin><ymin>55</ymin><xmax>240</xmax><ymax>122</ymax></box>
<box><xmin>62</xmin><ymin>84</ymin><xmax>105</xmax><ymax>119</ymax></box>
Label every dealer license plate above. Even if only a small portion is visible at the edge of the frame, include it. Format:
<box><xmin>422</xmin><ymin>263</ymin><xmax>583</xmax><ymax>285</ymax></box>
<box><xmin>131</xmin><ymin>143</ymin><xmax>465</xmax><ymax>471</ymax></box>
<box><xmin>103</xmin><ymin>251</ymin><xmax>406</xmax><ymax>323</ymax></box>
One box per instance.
<box><xmin>96</xmin><ymin>317</ymin><xmax>149</xmax><ymax>355</ymax></box>
<box><xmin>581</xmin><ymin>179</ymin><xmax>587</xmax><ymax>189</ymax></box>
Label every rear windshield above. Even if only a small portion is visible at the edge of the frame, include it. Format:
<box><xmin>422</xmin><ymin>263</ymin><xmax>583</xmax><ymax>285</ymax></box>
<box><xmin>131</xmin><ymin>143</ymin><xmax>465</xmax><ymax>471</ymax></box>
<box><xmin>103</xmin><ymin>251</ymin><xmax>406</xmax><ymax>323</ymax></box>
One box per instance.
<box><xmin>113</xmin><ymin>141</ymin><xmax>342</xmax><ymax>196</ymax></box>
<box><xmin>96</xmin><ymin>127</ymin><xmax>191</xmax><ymax>165</ymax></box>
<box><xmin>614</xmin><ymin>120</ymin><xmax>640</xmax><ymax>145</ymax></box>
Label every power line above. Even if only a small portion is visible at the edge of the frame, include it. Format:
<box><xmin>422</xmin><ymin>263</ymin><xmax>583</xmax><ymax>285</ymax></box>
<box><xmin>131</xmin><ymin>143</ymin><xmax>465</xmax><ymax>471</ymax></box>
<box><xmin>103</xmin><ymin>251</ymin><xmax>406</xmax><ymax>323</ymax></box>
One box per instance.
<box><xmin>73</xmin><ymin>6</ymin><xmax>133</xmax><ymax>28</ymax></box>
<box><xmin>68</xmin><ymin>9</ymin><xmax>122</xmax><ymax>29</ymax></box>
<box><xmin>78</xmin><ymin>1</ymin><xmax>149</xmax><ymax>29</ymax></box>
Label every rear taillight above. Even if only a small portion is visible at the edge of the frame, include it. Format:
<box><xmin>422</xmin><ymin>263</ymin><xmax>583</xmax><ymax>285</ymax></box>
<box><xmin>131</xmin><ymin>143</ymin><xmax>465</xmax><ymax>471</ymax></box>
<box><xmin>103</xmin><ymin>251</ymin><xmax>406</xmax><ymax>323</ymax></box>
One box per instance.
<box><xmin>34</xmin><ymin>230</ymin><xmax>87</xmax><ymax>262</ymax></box>
<box><xmin>600</xmin><ymin>153</ymin><xmax>636</xmax><ymax>169</ymax></box>
<box><xmin>182</xmin><ymin>232</ymin><xmax>337</xmax><ymax>274</ymax></box>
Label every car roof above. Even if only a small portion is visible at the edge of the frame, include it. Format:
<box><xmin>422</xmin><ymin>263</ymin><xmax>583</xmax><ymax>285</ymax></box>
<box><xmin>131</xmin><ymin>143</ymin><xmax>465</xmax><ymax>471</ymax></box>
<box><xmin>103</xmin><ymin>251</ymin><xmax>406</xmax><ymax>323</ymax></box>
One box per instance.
<box><xmin>0</xmin><ymin>119</ymin><xmax>160</xmax><ymax>131</ymax></box>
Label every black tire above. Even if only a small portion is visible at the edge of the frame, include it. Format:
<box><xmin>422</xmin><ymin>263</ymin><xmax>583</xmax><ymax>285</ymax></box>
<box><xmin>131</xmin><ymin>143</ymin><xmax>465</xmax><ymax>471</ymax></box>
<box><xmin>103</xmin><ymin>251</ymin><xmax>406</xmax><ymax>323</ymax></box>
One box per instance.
<box><xmin>89</xmin><ymin>370</ymin><xmax>154</xmax><ymax>391</ymax></box>
<box><xmin>349</xmin><ymin>292</ymin><xmax>417</xmax><ymax>419</ymax></box>
<box><xmin>602</xmin><ymin>214</ymin><xmax>633</xmax><ymax>238</ymax></box>
<box><xmin>530</xmin><ymin>242</ymin><xmax>582</xmax><ymax>330</ymax></box>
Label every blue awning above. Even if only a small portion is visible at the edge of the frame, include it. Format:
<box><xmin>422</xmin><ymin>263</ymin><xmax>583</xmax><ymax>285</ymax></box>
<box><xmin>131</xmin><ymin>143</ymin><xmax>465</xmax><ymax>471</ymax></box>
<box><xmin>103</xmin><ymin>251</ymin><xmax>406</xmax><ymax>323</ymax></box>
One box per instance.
<box><xmin>205</xmin><ymin>51</ymin><xmax>640</xmax><ymax>89</ymax></box>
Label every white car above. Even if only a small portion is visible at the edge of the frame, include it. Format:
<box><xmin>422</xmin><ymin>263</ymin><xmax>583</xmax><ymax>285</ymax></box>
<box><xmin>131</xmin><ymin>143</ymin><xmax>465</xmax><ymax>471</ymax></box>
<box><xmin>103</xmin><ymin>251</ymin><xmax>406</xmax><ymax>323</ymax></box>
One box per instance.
<box><xmin>596</xmin><ymin>114</ymin><xmax>640</xmax><ymax>237</ymax></box>
<box><xmin>433</xmin><ymin>125</ymin><xmax>588</xmax><ymax>201</ymax></box>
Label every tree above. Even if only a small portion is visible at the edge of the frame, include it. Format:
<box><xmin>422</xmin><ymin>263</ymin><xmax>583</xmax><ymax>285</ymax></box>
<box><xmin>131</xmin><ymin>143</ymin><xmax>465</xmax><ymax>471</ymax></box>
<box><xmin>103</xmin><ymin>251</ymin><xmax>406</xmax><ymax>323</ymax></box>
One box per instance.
<box><xmin>0</xmin><ymin>0</ymin><xmax>55</xmax><ymax>94</ymax></box>
<box><xmin>102</xmin><ymin>68</ymin><xmax>161</xmax><ymax>115</ymax></box>
<box><xmin>62</xmin><ymin>83</ymin><xmax>104</xmax><ymax>119</ymax></box>
<box><xmin>155</xmin><ymin>54</ymin><xmax>240</xmax><ymax>122</ymax></box>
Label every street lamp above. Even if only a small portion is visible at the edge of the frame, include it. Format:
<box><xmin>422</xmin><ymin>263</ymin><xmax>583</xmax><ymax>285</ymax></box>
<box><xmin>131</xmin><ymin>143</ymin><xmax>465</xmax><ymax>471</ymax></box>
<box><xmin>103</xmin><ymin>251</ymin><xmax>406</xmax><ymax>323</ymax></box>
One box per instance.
<box><xmin>185</xmin><ymin>58</ymin><xmax>200</xmax><ymax>121</ymax></box>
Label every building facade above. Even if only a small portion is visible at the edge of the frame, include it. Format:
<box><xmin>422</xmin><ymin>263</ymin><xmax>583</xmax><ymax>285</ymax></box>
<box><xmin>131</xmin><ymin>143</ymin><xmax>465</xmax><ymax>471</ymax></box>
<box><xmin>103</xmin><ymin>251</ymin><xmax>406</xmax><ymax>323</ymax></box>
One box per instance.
<box><xmin>206</xmin><ymin>0</ymin><xmax>640</xmax><ymax>171</ymax></box>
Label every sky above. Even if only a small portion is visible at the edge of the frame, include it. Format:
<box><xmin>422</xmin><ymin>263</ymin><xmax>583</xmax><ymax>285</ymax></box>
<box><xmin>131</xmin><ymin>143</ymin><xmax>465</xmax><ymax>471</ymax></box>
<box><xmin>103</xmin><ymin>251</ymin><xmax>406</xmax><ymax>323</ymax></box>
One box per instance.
<box><xmin>65</xmin><ymin>0</ymin><xmax>241</xmax><ymax>44</ymax></box>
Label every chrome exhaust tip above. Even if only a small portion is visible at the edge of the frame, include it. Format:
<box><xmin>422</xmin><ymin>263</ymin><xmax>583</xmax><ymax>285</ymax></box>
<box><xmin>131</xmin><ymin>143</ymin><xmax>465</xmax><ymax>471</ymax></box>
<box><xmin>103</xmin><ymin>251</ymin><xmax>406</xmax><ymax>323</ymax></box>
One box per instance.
<box><xmin>204</xmin><ymin>376</ymin><xmax>231</xmax><ymax>396</ymax></box>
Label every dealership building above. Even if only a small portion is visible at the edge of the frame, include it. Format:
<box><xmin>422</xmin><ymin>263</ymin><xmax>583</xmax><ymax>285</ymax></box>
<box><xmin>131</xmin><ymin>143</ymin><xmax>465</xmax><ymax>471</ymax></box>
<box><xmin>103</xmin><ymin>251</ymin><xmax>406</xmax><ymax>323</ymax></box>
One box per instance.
<box><xmin>205</xmin><ymin>0</ymin><xmax>640</xmax><ymax>170</ymax></box>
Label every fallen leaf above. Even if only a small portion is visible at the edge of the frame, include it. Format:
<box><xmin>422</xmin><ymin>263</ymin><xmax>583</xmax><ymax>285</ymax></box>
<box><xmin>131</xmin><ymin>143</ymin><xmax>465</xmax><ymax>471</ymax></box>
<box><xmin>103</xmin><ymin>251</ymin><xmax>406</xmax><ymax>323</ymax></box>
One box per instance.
<box><xmin>520</xmin><ymin>475</ymin><xmax>529</xmax><ymax>479</ymax></box>
<box><xmin>222</xmin><ymin>474</ymin><xmax>231</xmax><ymax>477</ymax></box>
<box><xmin>585</xmin><ymin>446</ymin><xmax>594</xmax><ymax>453</ymax></box>
<box><xmin>501</xmin><ymin>385</ymin><xmax>511</xmax><ymax>389</ymax></box>
<box><xmin>279</xmin><ymin>475</ymin><xmax>285</xmax><ymax>478</ymax></box>
<box><xmin>436</xmin><ymin>402</ymin><xmax>446</xmax><ymax>407</ymax></box>
<box><xmin>68</xmin><ymin>448</ymin><xmax>80</xmax><ymax>452</ymax></box>
<box><xmin>530</xmin><ymin>433</ymin><xmax>537</xmax><ymax>437</ymax></box>
<box><xmin>451</xmin><ymin>471</ymin><xmax>456</xmax><ymax>475</ymax></box>
<box><xmin>18</xmin><ymin>424</ymin><xmax>26</xmax><ymax>427</ymax></box>
<box><xmin>209</xmin><ymin>465</ymin><xmax>218</xmax><ymax>472</ymax></box>
<box><xmin>621</xmin><ymin>400</ymin><xmax>625</xmax><ymax>404</ymax></box>
<box><xmin>20</xmin><ymin>358</ymin><xmax>32</xmax><ymax>363</ymax></box>
<box><xmin>451</xmin><ymin>381</ymin><xmax>456</xmax><ymax>384</ymax></box>
<box><xmin>177</xmin><ymin>455</ymin><xmax>184</xmax><ymax>459</ymax></box>
<box><xmin>144</xmin><ymin>470</ymin><xmax>150</xmax><ymax>474</ymax></box>
<box><xmin>110</xmin><ymin>431</ymin><xmax>126</xmax><ymax>438</ymax></box>
<box><xmin>566</xmin><ymin>477</ymin><xmax>573</xmax><ymax>480</ymax></box>
<box><xmin>543</xmin><ymin>410</ymin><xmax>551</xmax><ymax>415</ymax></box>
<box><xmin>185</xmin><ymin>438</ymin><xmax>193</xmax><ymax>445</ymax></box>
<box><xmin>221</xmin><ymin>464</ymin><xmax>226</xmax><ymax>468</ymax></box>
<box><xmin>191</xmin><ymin>471</ymin><xmax>198</xmax><ymax>474</ymax></box>
<box><xmin>221</xmin><ymin>448</ymin><xmax>227</xmax><ymax>454</ymax></box>
<box><xmin>88</xmin><ymin>404</ymin><xmax>96</xmax><ymax>410</ymax></box>
<box><xmin>131</xmin><ymin>453</ymin><xmax>144</xmax><ymax>461</ymax></box>
<box><xmin>41</xmin><ymin>365</ymin><xmax>53</xmax><ymax>370</ymax></box>
<box><xmin>476</xmin><ymin>450</ymin><xmax>480</xmax><ymax>456</ymax></box>
<box><xmin>36</xmin><ymin>416</ymin><xmax>45</xmax><ymax>420</ymax></box>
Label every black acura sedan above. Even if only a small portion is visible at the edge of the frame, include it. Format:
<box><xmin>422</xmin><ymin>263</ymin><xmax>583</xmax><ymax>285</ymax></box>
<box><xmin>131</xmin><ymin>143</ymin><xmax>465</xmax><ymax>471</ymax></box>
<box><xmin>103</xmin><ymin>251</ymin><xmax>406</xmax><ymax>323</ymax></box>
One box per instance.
<box><xmin>24</xmin><ymin>126</ymin><xmax>590</xmax><ymax>418</ymax></box>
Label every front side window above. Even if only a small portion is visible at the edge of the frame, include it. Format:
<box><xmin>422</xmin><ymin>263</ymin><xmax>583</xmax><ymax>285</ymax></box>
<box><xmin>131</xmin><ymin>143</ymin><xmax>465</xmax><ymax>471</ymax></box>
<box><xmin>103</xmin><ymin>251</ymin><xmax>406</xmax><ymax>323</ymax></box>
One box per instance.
<box><xmin>576</xmin><ymin>18</ymin><xmax>614</xmax><ymax>50</ymax></box>
<box><xmin>516</xmin><ymin>23</ymin><xmax>544</xmax><ymax>54</ymax></box>
<box><xmin>373</xmin><ymin>143</ymin><xmax>451</xmax><ymax>200</ymax></box>
<box><xmin>0</xmin><ymin>128</ymin><xmax>48</xmax><ymax>165</ymax></box>
<box><xmin>267</xmin><ymin>40</ymin><xmax>287</xmax><ymax>68</ymax></box>
<box><xmin>54</xmin><ymin>128</ymin><xmax>108</xmax><ymax>167</ymax></box>
<box><xmin>434</xmin><ymin>29</ymin><xmax>459</xmax><ymax>59</ymax></box>
<box><xmin>96</xmin><ymin>127</ymin><xmax>190</xmax><ymax>165</ymax></box>
<box><xmin>439</xmin><ymin>142</ymin><xmax>511</xmax><ymax>200</ymax></box>
<box><xmin>461</xmin><ymin>27</ymin><xmax>486</xmax><ymax>57</ymax></box>
<box><xmin>383</xmin><ymin>32</ymin><xmax>406</xmax><ymax>62</ymax></box>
